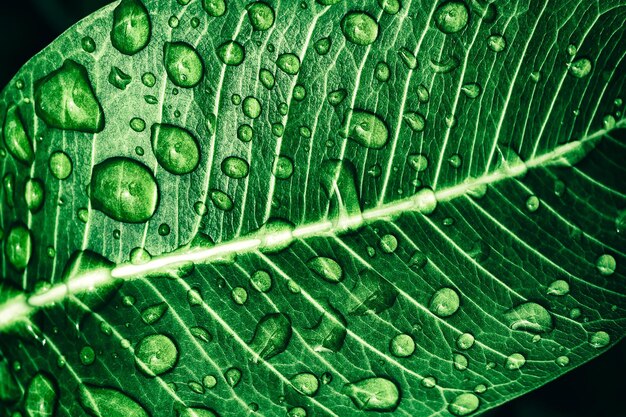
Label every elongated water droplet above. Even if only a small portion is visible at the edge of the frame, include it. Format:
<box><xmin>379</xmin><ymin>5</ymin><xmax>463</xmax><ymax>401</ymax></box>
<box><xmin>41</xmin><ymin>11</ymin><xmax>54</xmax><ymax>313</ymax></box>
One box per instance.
<box><xmin>422</xmin><ymin>376</ymin><xmax>437</xmax><ymax>388</ymax></box>
<box><xmin>6</xmin><ymin>224</ymin><xmax>32</xmax><ymax>270</ymax></box>
<box><xmin>225</xmin><ymin>367</ymin><xmax>242</xmax><ymax>387</ymax></box>
<box><xmin>151</xmin><ymin>124</ymin><xmax>200</xmax><ymax>175</ymax></box>
<box><xmin>429</xmin><ymin>55</ymin><xmax>460</xmax><ymax>73</ymax></box>
<box><xmin>547</xmin><ymin>280</ymin><xmax>569</xmax><ymax>296</ymax></box>
<box><xmin>222</xmin><ymin>156</ymin><xmax>249</xmax><ymax>179</ymax></box>
<box><xmin>35</xmin><ymin>60</ymin><xmax>104</xmax><ymax>133</ymax></box>
<box><xmin>398</xmin><ymin>48</ymin><xmax>417</xmax><ymax>69</ymax></box>
<box><xmin>249</xmin><ymin>313</ymin><xmax>292</xmax><ymax>361</ymax></box>
<box><xmin>141</xmin><ymin>302</ymin><xmax>168</xmax><ymax>324</ymax></box>
<box><xmin>434</xmin><ymin>1</ymin><xmax>469</xmax><ymax>34</ymax></box>
<box><xmin>111</xmin><ymin>0</ymin><xmax>151</xmax><ymax>55</ymax></box>
<box><xmin>25</xmin><ymin>373</ymin><xmax>57</xmax><ymax>417</ymax></box>
<box><xmin>79</xmin><ymin>384</ymin><xmax>149</xmax><ymax>417</ymax></box>
<box><xmin>135</xmin><ymin>334</ymin><xmax>179</xmax><ymax>376</ymax></box>
<box><xmin>344</xmin><ymin>109</ymin><xmax>389</xmax><ymax>149</ymax></box>
<box><xmin>449</xmin><ymin>393</ymin><xmax>480</xmax><ymax>416</ymax></box>
<box><xmin>3</xmin><ymin>105</ymin><xmax>34</xmax><ymax>165</ymax></box>
<box><xmin>210</xmin><ymin>189</ymin><xmax>234</xmax><ymax>211</ymax></box>
<box><xmin>164</xmin><ymin>42</ymin><xmax>204</xmax><ymax>88</ymax></box>
<box><xmin>429</xmin><ymin>287</ymin><xmax>460</xmax><ymax>317</ymax></box>
<box><xmin>343</xmin><ymin>377</ymin><xmax>400</xmax><ymax>412</ymax></box>
<box><xmin>461</xmin><ymin>83</ymin><xmax>481</xmax><ymax>99</ymax></box>
<box><xmin>454</xmin><ymin>353</ymin><xmax>469</xmax><ymax>370</ymax></box>
<box><xmin>328</xmin><ymin>88</ymin><xmax>347</xmax><ymax>106</ymax></box>
<box><xmin>403</xmin><ymin>112</ymin><xmax>426</xmax><ymax>132</ymax></box>
<box><xmin>307</xmin><ymin>257</ymin><xmax>343</xmax><ymax>283</ymax></box>
<box><xmin>90</xmin><ymin>157</ymin><xmax>159</xmax><ymax>223</ymax></box>
<box><xmin>341</xmin><ymin>12</ymin><xmax>379</xmax><ymax>45</ymax></box>
<box><xmin>504</xmin><ymin>302</ymin><xmax>554</xmax><ymax>334</ymax></box>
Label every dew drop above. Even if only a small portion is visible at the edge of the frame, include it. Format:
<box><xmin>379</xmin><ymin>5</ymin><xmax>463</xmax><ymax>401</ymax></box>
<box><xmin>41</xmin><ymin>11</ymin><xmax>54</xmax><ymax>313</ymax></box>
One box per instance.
<box><xmin>135</xmin><ymin>334</ymin><xmax>179</xmax><ymax>376</ymax></box>
<box><xmin>314</xmin><ymin>37</ymin><xmax>332</xmax><ymax>55</ymax></box>
<box><xmin>290</xmin><ymin>373</ymin><xmax>319</xmax><ymax>397</ymax></box>
<box><xmin>210</xmin><ymin>189</ymin><xmax>234</xmax><ymax>211</ymax></box>
<box><xmin>379</xmin><ymin>234</ymin><xmax>398</xmax><ymax>253</ymax></box>
<box><xmin>378</xmin><ymin>0</ymin><xmax>401</xmax><ymax>14</ymax></box>
<box><xmin>429</xmin><ymin>287</ymin><xmax>460</xmax><ymax>317</ymax></box>
<box><xmin>504</xmin><ymin>302</ymin><xmax>554</xmax><ymax>334</ymax></box>
<box><xmin>202</xmin><ymin>0</ymin><xmax>226</xmax><ymax>16</ymax></box>
<box><xmin>556</xmin><ymin>355</ymin><xmax>570</xmax><ymax>367</ymax></box>
<box><xmin>79</xmin><ymin>346</ymin><xmax>96</xmax><ymax>366</ymax></box>
<box><xmin>399</xmin><ymin>48</ymin><xmax>418</xmax><ymax>69</ymax></box>
<box><xmin>3</xmin><ymin>105</ymin><xmax>34</xmax><ymax>165</ymax></box>
<box><xmin>24</xmin><ymin>178</ymin><xmax>45</xmax><ymax>213</ymax></box>
<box><xmin>461</xmin><ymin>83</ymin><xmax>481</xmax><ymax>99</ymax></box>
<box><xmin>525</xmin><ymin>195</ymin><xmax>540</xmax><ymax>212</ymax></box>
<box><xmin>456</xmin><ymin>332</ymin><xmax>475</xmax><ymax>350</ymax></box>
<box><xmin>249</xmin><ymin>313</ymin><xmax>292</xmax><ymax>361</ymax></box>
<box><xmin>589</xmin><ymin>331</ymin><xmax>610</xmax><ymax>348</ymax></box>
<box><xmin>216</xmin><ymin>40</ymin><xmax>245</xmax><ymax>66</ymax></box>
<box><xmin>164</xmin><ymin>42</ymin><xmax>204</xmax><ymax>88</ymax></box>
<box><xmin>307</xmin><ymin>257</ymin><xmax>343</xmax><ymax>283</ymax></box>
<box><xmin>403</xmin><ymin>112</ymin><xmax>426</xmax><ymax>132</ymax></box>
<box><xmin>344</xmin><ymin>109</ymin><xmax>389</xmax><ymax>149</ymax></box>
<box><xmin>547</xmin><ymin>280</ymin><xmax>569</xmax><ymax>296</ymax></box>
<box><xmin>417</xmin><ymin>84</ymin><xmax>430</xmax><ymax>102</ymax></box>
<box><xmin>108</xmin><ymin>66</ymin><xmax>132</xmax><ymax>90</ymax></box>
<box><xmin>421</xmin><ymin>376</ymin><xmax>437</xmax><ymax>388</ymax></box>
<box><xmin>247</xmin><ymin>2</ymin><xmax>275</xmax><ymax>30</ymax></box>
<box><xmin>141</xmin><ymin>302</ymin><xmax>168</xmax><ymax>324</ymax></box>
<box><xmin>449</xmin><ymin>393</ymin><xmax>480</xmax><ymax>416</ymax></box>
<box><xmin>328</xmin><ymin>88</ymin><xmax>347</xmax><ymax>106</ymax></box>
<box><xmin>151</xmin><ymin>124</ymin><xmax>200</xmax><ymax>175</ymax></box>
<box><xmin>343</xmin><ymin>377</ymin><xmax>400</xmax><ymax>412</ymax></box>
<box><xmin>505</xmin><ymin>353</ymin><xmax>526</xmax><ymax>370</ymax></box>
<box><xmin>390</xmin><ymin>333</ymin><xmax>415</xmax><ymax>357</ymax></box>
<box><xmin>81</xmin><ymin>36</ymin><xmax>96</xmax><ymax>53</ymax></box>
<box><xmin>375</xmin><ymin>61</ymin><xmax>391</xmax><ymax>82</ymax></box>
<box><xmin>454</xmin><ymin>353</ymin><xmax>469</xmax><ymax>371</ymax></box>
<box><xmin>596</xmin><ymin>254</ymin><xmax>616</xmax><ymax>276</ymax></box>
<box><xmin>222</xmin><ymin>156</ymin><xmax>250</xmax><ymax>179</ymax></box>
<box><xmin>487</xmin><ymin>34</ymin><xmax>506</xmax><ymax>52</ymax></box>
<box><xmin>434</xmin><ymin>1</ymin><xmax>469</xmax><ymax>34</ymax></box>
<box><xmin>273</xmin><ymin>155</ymin><xmax>294</xmax><ymax>179</ymax></box>
<box><xmin>5</xmin><ymin>224</ymin><xmax>32</xmax><ymax>270</ymax></box>
<box><xmin>277</xmin><ymin>53</ymin><xmax>301</xmax><ymax>75</ymax></box>
<box><xmin>242</xmin><ymin>96</ymin><xmax>262</xmax><ymax>119</ymax></box>
<box><xmin>225</xmin><ymin>367</ymin><xmax>242</xmax><ymax>387</ymax></box>
<box><xmin>341</xmin><ymin>11</ymin><xmax>379</xmax><ymax>45</ymax></box>
<box><xmin>569</xmin><ymin>57</ymin><xmax>593</xmax><ymax>78</ymax></box>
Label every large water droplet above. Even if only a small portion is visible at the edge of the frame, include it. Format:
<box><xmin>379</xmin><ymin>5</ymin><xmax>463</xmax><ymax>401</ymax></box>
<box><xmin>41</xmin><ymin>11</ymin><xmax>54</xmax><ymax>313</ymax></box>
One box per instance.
<box><xmin>249</xmin><ymin>313</ymin><xmax>292</xmax><ymax>361</ymax></box>
<box><xmin>35</xmin><ymin>60</ymin><xmax>104</xmax><ymax>133</ymax></box>
<box><xmin>5</xmin><ymin>224</ymin><xmax>32</xmax><ymax>270</ymax></box>
<box><xmin>290</xmin><ymin>373</ymin><xmax>319</xmax><ymax>397</ymax></box>
<box><xmin>403</xmin><ymin>112</ymin><xmax>426</xmax><ymax>132</ymax></box>
<box><xmin>151</xmin><ymin>124</ymin><xmax>200</xmax><ymax>175</ymax></box>
<box><xmin>390</xmin><ymin>333</ymin><xmax>415</xmax><ymax>358</ymax></box>
<box><xmin>277</xmin><ymin>53</ymin><xmax>301</xmax><ymax>75</ymax></box>
<box><xmin>111</xmin><ymin>0</ymin><xmax>151</xmax><ymax>55</ymax></box>
<box><xmin>434</xmin><ymin>1</ymin><xmax>469</xmax><ymax>34</ymax></box>
<box><xmin>569</xmin><ymin>57</ymin><xmax>592</xmax><ymax>78</ymax></box>
<box><xmin>90</xmin><ymin>157</ymin><xmax>159</xmax><ymax>223</ymax></box>
<box><xmin>344</xmin><ymin>109</ymin><xmax>389</xmax><ymax>149</ymax></box>
<box><xmin>589</xmin><ymin>331</ymin><xmax>610</xmax><ymax>348</ymax></box>
<box><xmin>79</xmin><ymin>384</ymin><xmax>149</xmax><ymax>417</ymax></box>
<box><xmin>547</xmin><ymin>280</ymin><xmax>569</xmax><ymax>296</ymax></box>
<box><xmin>225</xmin><ymin>367</ymin><xmax>242</xmax><ymax>387</ymax></box>
<box><xmin>135</xmin><ymin>334</ymin><xmax>179</xmax><ymax>376</ymax></box>
<box><xmin>343</xmin><ymin>377</ymin><xmax>400</xmax><ymax>412</ymax></box>
<box><xmin>216</xmin><ymin>41</ymin><xmax>245</xmax><ymax>66</ymax></box>
<box><xmin>505</xmin><ymin>353</ymin><xmax>526</xmax><ymax>370</ymax></box>
<box><xmin>247</xmin><ymin>2</ymin><xmax>275</xmax><ymax>30</ymax></box>
<box><xmin>242</xmin><ymin>96</ymin><xmax>262</xmax><ymax>119</ymax></box>
<box><xmin>164</xmin><ymin>42</ymin><xmax>204</xmax><ymax>88</ymax></box>
<box><xmin>3</xmin><ymin>105</ymin><xmax>34</xmax><ymax>165</ymax></box>
<box><xmin>307</xmin><ymin>257</ymin><xmax>343</xmax><ymax>283</ymax></box>
<box><xmin>449</xmin><ymin>393</ymin><xmax>480</xmax><ymax>416</ymax></box>
<box><xmin>429</xmin><ymin>287</ymin><xmax>460</xmax><ymax>317</ymax></box>
<box><xmin>222</xmin><ymin>156</ymin><xmax>249</xmax><ymax>179</ymax></box>
<box><xmin>25</xmin><ymin>373</ymin><xmax>58</xmax><ymax>417</ymax></box>
<box><xmin>456</xmin><ymin>332</ymin><xmax>475</xmax><ymax>350</ymax></box>
<box><xmin>202</xmin><ymin>0</ymin><xmax>226</xmax><ymax>16</ymax></box>
<box><xmin>504</xmin><ymin>302</ymin><xmax>554</xmax><ymax>334</ymax></box>
<box><xmin>341</xmin><ymin>12</ymin><xmax>379</xmax><ymax>45</ymax></box>
<box><xmin>596</xmin><ymin>254</ymin><xmax>616</xmax><ymax>276</ymax></box>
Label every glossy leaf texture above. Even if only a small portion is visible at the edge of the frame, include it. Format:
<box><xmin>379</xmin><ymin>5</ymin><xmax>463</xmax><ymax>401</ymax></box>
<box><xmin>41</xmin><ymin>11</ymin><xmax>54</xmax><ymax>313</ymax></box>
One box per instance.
<box><xmin>0</xmin><ymin>0</ymin><xmax>625</xmax><ymax>416</ymax></box>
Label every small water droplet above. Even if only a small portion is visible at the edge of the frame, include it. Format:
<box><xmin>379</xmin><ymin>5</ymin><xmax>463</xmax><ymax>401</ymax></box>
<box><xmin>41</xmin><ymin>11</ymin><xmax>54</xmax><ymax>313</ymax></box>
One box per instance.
<box><xmin>216</xmin><ymin>40</ymin><xmax>245</xmax><ymax>66</ymax></box>
<box><xmin>390</xmin><ymin>333</ymin><xmax>415</xmax><ymax>357</ymax></box>
<box><xmin>569</xmin><ymin>57</ymin><xmax>593</xmax><ymax>78</ymax></box>
<box><xmin>314</xmin><ymin>37</ymin><xmax>332</xmax><ymax>55</ymax></box>
<box><xmin>202</xmin><ymin>0</ymin><xmax>226</xmax><ymax>16</ymax></box>
<box><xmin>141</xmin><ymin>302</ymin><xmax>168</xmax><ymax>324</ymax></box>
<box><xmin>290</xmin><ymin>373</ymin><xmax>319</xmax><ymax>396</ymax></box>
<box><xmin>225</xmin><ymin>367</ymin><xmax>242</xmax><ymax>387</ymax></box>
<box><xmin>505</xmin><ymin>352</ymin><xmax>526</xmax><ymax>370</ymax></box>
<box><xmin>164</xmin><ymin>42</ymin><xmax>204</xmax><ymax>88</ymax></box>
<box><xmin>547</xmin><ymin>280</ymin><xmax>569</xmax><ymax>296</ymax></box>
<box><xmin>487</xmin><ymin>34</ymin><xmax>506</xmax><ymax>52</ymax></box>
<box><xmin>434</xmin><ymin>1</ymin><xmax>469</xmax><ymax>34</ymax></box>
<box><xmin>449</xmin><ymin>392</ymin><xmax>480</xmax><ymax>416</ymax></box>
<box><xmin>461</xmin><ymin>83</ymin><xmax>481</xmax><ymax>98</ymax></box>
<box><xmin>456</xmin><ymin>332</ymin><xmax>475</xmax><ymax>350</ymax></box>
<box><xmin>429</xmin><ymin>287</ymin><xmax>460</xmax><ymax>317</ymax></box>
<box><xmin>277</xmin><ymin>53</ymin><xmax>301</xmax><ymax>75</ymax></box>
<box><xmin>421</xmin><ymin>376</ymin><xmax>437</xmax><ymax>388</ymax></box>
<box><xmin>379</xmin><ymin>234</ymin><xmax>398</xmax><ymax>253</ymax></box>
<box><xmin>403</xmin><ymin>112</ymin><xmax>426</xmax><ymax>132</ymax></box>
<box><xmin>247</xmin><ymin>2</ymin><xmax>275</xmax><ymax>30</ymax></box>
<box><xmin>589</xmin><ymin>331</ymin><xmax>610</xmax><ymax>348</ymax></box>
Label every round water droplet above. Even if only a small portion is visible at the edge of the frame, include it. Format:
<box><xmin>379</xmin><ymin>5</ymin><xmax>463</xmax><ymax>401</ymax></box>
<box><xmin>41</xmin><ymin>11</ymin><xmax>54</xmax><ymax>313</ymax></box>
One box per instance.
<box><xmin>556</xmin><ymin>355</ymin><xmax>570</xmax><ymax>366</ymax></box>
<box><xmin>81</xmin><ymin>36</ymin><xmax>96</xmax><ymax>53</ymax></box>
<box><xmin>344</xmin><ymin>109</ymin><xmax>389</xmax><ymax>149</ymax></box>
<box><xmin>203</xmin><ymin>0</ymin><xmax>226</xmax><ymax>16</ymax></box>
<box><xmin>287</xmin><ymin>407</ymin><xmax>307</xmax><ymax>417</ymax></box>
<box><xmin>80</xmin><ymin>346</ymin><xmax>96</xmax><ymax>365</ymax></box>
<box><xmin>547</xmin><ymin>279</ymin><xmax>569</xmax><ymax>296</ymax></box>
<box><xmin>328</xmin><ymin>88</ymin><xmax>347</xmax><ymax>106</ymax></box>
<box><xmin>596</xmin><ymin>254</ymin><xmax>616</xmax><ymax>276</ymax></box>
<box><xmin>135</xmin><ymin>334</ymin><xmax>179</xmax><ymax>376</ymax></box>
<box><xmin>273</xmin><ymin>155</ymin><xmax>294</xmax><ymax>179</ymax></box>
<box><xmin>247</xmin><ymin>2</ymin><xmax>275</xmax><ymax>30</ymax></box>
<box><xmin>5</xmin><ymin>224</ymin><xmax>32</xmax><ymax>270</ymax></box>
<box><xmin>487</xmin><ymin>35</ymin><xmax>506</xmax><ymax>52</ymax></box>
<box><xmin>456</xmin><ymin>332</ymin><xmax>475</xmax><ymax>350</ymax></box>
<box><xmin>504</xmin><ymin>302</ymin><xmax>554</xmax><ymax>334</ymax></box>
<box><xmin>341</xmin><ymin>11</ymin><xmax>379</xmax><ymax>45</ymax></box>
<box><xmin>142</xmin><ymin>72</ymin><xmax>156</xmax><ymax>87</ymax></box>
<box><xmin>216</xmin><ymin>40</ymin><xmax>245</xmax><ymax>66</ymax></box>
<box><xmin>449</xmin><ymin>392</ymin><xmax>480</xmax><ymax>416</ymax></box>
<box><xmin>589</xmin><ymin>331</ymin><xmax>610</xmax><ymax>348</ymax></box>
<box><xmin>203</xmin><ymin>375</ymin><xmax>217</xmax><ymax>389</ymax></box>
<box><xmin>130</xmin><ymin>117</ymin><xmax>146</xmax><ymax>132</ymax></box>
<box><xmin>290</xmin><ymin>373</ymin><xmax>319</xmax><ymax>396</ymax></box>
<box><xmin>434</xmin><ymin>1</ymin><xmax>469</xmax><ymax>34</ymax></box>
<box><xmin>151</xmin><ymin>124</ymin><xmax>200</xmax><ymax>175</ymax></box>
<box><xmin>390</xmin><ymin>333</ymin><xmax>415</xmax><ymax>357</ymax></box>
<box><xmin>375</xmin><ymin>61</ymin><xmax>391</xmax><ymax>82</ymax></box>
<box><xmin>379</xmin><ymin>234</ymin><xmax>398</xmax><ymax>253</ymax></box>
<box><xmin>250</xmin><ymin>270</ymin><xmax>272</xmax><ymax>292</ymax></box>
<box><xmin>569</xmin><ymin>57</ymin><xmax>592</xmax><ymax>78</ymax></box>
<box><xmin>421</xmin><ymin>376</ymin><xmax>437</xmax><ymax>388</ymax></box>
<box><xmin>378</xmin><ymin>0</ymin><xmax>400</xmax><ymax>14</ymax></box>
<box><xmin>461</xmin><ymin>83</ymin><xmax>481</xmax><ymax>98</ymax></box>
<box><xmin>222</xmin><ymin>156</ymin><xmax>250</xmax><ymax>179</ymax></box>
<box><xmin>210</xmin><ymin>189</ymin><xmax>234</xmax><ymax>211</ymax></box>
<box><xmin>25</xmin><ymin>178</ymin><xmax>45</xmax><ymax>213</ymax></box>
<box><xmin>242</xmin><ymin>96</ymin><xmax>262</xmax><ymax>119</ymax></box>
<box><xmin>231</xmin><ymin>287</ymin><xmax>248</xmax><ymax>305</ymax></box>
<box><xmin>277</xmin><ymin>53</ymin><xmax>301</xmax><ymax>75</ymax></box>
<box><xmin>429</xmin><ymin>287</ymin><xmax>460</xmax><ymax>317</ymax></box>
<box><xmin>505</xmin><ymin>353</ymin><xmax>526</xmax><ymax>370</ymax></box>
<box><xmin>526</xmin><ymin>195</ymin><xmax>540</xmax><ymax>212</ymax></box>
<box><xmin>237</xmin><ymin>124</ymin><xmax>254</xmax><ymax>142</ymax></box>
<box><xmin>164</xmin><ymin>42</ymin><xmax>204</xmax><ymax>88</ymax></box>
<box><xmin>141</xmin><ymin>302</ymin><xmax>168</xmax><ymax>324</ymax></box>
<box><xmin>49</xmin><ymin>151</ymin><xmax>73</xmax><ymax>180</ymax></box>
<box><xmin>90</xmin><ymin>157</ymin><xmax>159</xmax><ymax>223</ymax></box>
<box><xmin>225</xmin><ymin>367</ymin><xmax>242</xmax><ymax>387</ymax></box>
<box><xmin>259</xmin><ymin>68</ymin><xmax>275</xmax><ymax>89</ymax></box>
<box><xmin>111</xmin><ymin>0</ymin><xmax>152</xmax><ymax>55</ymax></box>
<box><xmin>158</xmin><ymin>223</ymin><xmax>170</xmax><ymax>236</ymax></box>
<box><xmin>403</xmin><ymin>112</ymin><xmax>426</xmax><ymax>132</ymax></box>
<box><xmin>307</xmin><ymin>257</ymin><xmax>343</xmax><ymax>283</ymax></box>
<box><xmin>315</xmin><ymin>37</ymin><xmax>332</xmax><ymax>55</ymax></box>
<box><xmin>343</xmin><ymin>377</ymin><xmax>400</xmax><ymax>412</ymax></box>
<box><xmin>293</xmin><ymin>84</ymin><xmax>307</xmax><ymax>101</ymax></box>
<box><xmin>454</xmin><ymin>353</ymin><xmax>469</xmax><ymax>371</ymax></box>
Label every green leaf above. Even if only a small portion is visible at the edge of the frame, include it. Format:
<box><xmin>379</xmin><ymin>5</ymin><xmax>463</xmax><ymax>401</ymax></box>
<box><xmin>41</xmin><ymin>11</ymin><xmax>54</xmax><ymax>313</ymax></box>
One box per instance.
<box><xmin>0</xmin><ymin>0</ymin><xmax>625</xmax><ymax>416</ymax></box>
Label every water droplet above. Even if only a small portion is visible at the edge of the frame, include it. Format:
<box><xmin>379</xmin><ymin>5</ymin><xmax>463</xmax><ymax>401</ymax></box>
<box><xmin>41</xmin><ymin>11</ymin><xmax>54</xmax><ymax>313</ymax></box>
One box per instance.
<box><xmin>526</xmin><ymin>195</ymin><xmax>540</xmax><ymax>212</ymax></box>
<box><xmin>429</xmin><ymin>287</ymin><xmax>460</xmax><ymax>317</ymax></box>
<box><xmin>242</xmin><ymin>96</ymin><xmax>262</xmax><ymax>119</ymax></box>
<box><xmin>417</xmin><ymin>84</ymin><xmax>430</xmax><ymax>102</ymax></box>
<box><xmin>422</xmin><ymin>376</ymin><xmax>437</xmax><ymax>388</ymax></box>
<box><xmin>141</xmin><ymin>302</ymin><xmax>168</xmax><ymax>324</ymax></box>
<box><xmin>293</xmin><ymin>84</ymin><xmax>307</xmax><ymax>101</ymax></box>
<box><xmin>249</xmin><ymin>313</ymin><xmax>292</xmax><ymax>362</ymax></box>
<box><xmin>151</xmin><ymin>124</ymin><xmax>200</xmax><ymax>175</ymax></box>
<box><xmin>135</xmin><ymin>334</ymin><xmax>179</xmax><ymax>376</ymax></box>
<box><xmin>189</xmin><ymin>327</ymin><xmax>212</xmax><ymax>344</ymax></box>
<box><xmin>504</xmin><ymin>302</ymin><xmax>554</xmax><ymax>334</ymax></box>
<box><xmin>461</xmin><ymin>83</ymin><xmax>481</xmax><ymax>98</ymax></box>
<box><xmin>273</xmin><ymin>155</ymin><xmax>294</xmax><ymax>179</ymax></box>
<box><xmin>378</xmin><ymin>0</ymin><xmax>400</xmax><ymax>14</ymax></box>
<box><xmin>277</xmin><ymin>53</ymin><xmax>301</xmax><ymax>75</ymax></box>
<box><xmin>90</xmin><ymin>157</ymin><xmax>159</xmax><ymax>223</ymax></box>
<box><xmin>145</xmin><ymin>95</ymin><xmax>158</xmax><ymax>104</ymax></box>
<box><xmin>344</xmin><ymin>109</ymin><xmax>389</xmax><ymax>149</ymax></box>
<box><xmin>5</xmin><ymin>224</ymin><xmax>32</xmax><ymax>270</ymax></box>
<box><xmin>429</xmin><ymin>55</ymin><xmax>460</xmax><ymax>73</ymax></box>
<box><xmin>302</xmin><ymin>305</ymin><xmax>347</xmax><ymax>353</ymax></box>
<box><xmin>142</xmin><ymin>72</ymin><xmax>156</xmax><ymax>87</ymax></box>
<box><xmin>247</xmin><ymin>2</ymin><xmax>275</xmax><ymax>30</ymax></box>
<box><xmin>210</xmin><ymin>189</ymin><xmax>234</xmax><ymax>211</ymax></box>
<box><xmin>314</xmin><ymin>37</ymin><xmax>332</xmax><ymax>55</ymax></box>
<box><xmin>305</xmin><ymin>256</ymin><xmax>343</xmax><ymax>283</ymax></box>
<box><xmin>403</xmin><ymin>112</ymin><xmax>426</xmax><ymax>132</ymax></box>
<box><xmin>449</xmin><ymin>393</ymin><xmax>480</xmax><ymax>416</ymax></box>
<box><xmin>202</xmin><ymin>0</ymin><xmax>226</xmax><ymax>16</ymax></box>
<box><xmin>596</xmin><ymin>254</ymin><xmax>616</xmax><ymax>276</ymax></box>
<box><xmin>179</xmin><ymin>408</ymin><xmax>218</xmax><ymax>417</ymax></box>
<box><xmin>343</xmin><ymin>377</ymin><xmax>400</xmax><ymax>412</ymax></box>
<box><xmin>373</xmin><ymin>62</ymin><xmax>391</xmax><ymax>83</ymax></box>
<box><xmin>48</xmin><ymin>151</ymin><xmax>73</xmax><ymax>180</ymax></box>
<box><xmin>24</xmin><ymin>178</ymin><xmax>45</xmax><ymax>213</ymax></box>
<box><xmin>390</xmin><ymin>333</ymin><xmax>415</xmax><ymax>357</ymax></box>
<box><xmin>25</xmin><ymin>373</ymin><xmax>58</xmax><ymax>417</ymax></box>
<box><xmin>81</xmin><ymin>36</ymin><xmax>96</xmax><ymax>53</ymax></box>
<box><xmin>164</xmin><ymin>42</ymin><xmax>204</xmax><ymax>88</ymax></box>
<box><xmin>569</xmin><ymin>57</ymin><xmax>592</xmax><ymax>78</ymax></box>
<box><xmin>216</xmin><ymin>40</ymin><xmax>245</xmax><ymax>66</ymax></box>
<box><xmin>250</xmin><ymin>270</ymin><xmax>272</xmax><ymax>292</ymax></box>
<box><xmin>530</xmin><ymin>71</ymin><xmax>542</xmax><ymax>82</ymax></box>
<box><xmin>321</xmin><ymin>372</ymin><xmax>333</xmax><ymax>385</ymax></box>
<box><xmin>348</xmin><ymin>269</ymin><xmax>398</xmax><ymax>315</ymax></box>
<box><xmin>168</xmin><ymin>15</ymin><xmax>179</xmax><ymax>28</ymax></box>
<box><xmin>505</xmin><ymin>353</ymin><xmax>526</xmax><ymax>370</ymax></box>
<box><xmin>35</xmin><ymin>60</ymin><xmax>104</xmax><ymax>132</ymax></box>
<box><xmin>231</xmin><ymin>287</ymin><xmax>248</xmax><ymax>305</ymax></box>
<box><xmin>258</xmin><ymin>69</ymin><xmax>275</xmax><ymax>90</ymax></box>
<box><xmin>547</xmin><ymin>280</ymin><xmax>569</xmax><ymax>296</ymax></box>
<box><xmin>454</xmin><ymin>353</ymin><xmax>469</xmax><ymax>371</ymax></box>
<box><xmin>111</xmin><ymin>0</ymin><xmax>151</xmax><ymax>55</ymax></box>
<box><xmin>434</xmin><ymin>1</ymin><xmax>469</xmax><ymax>34</ymax></box>
<box><xmin>108</xmin><ymin>66</ymin><xmax>132</xmax><ymax>90</ymax></box>
<box><xmin>222</xmin><ymin>156</ymin><xmax>250</xmax><ymax>179</ymax></box>
<box><xmin>79</xmin><ymin>384</ymin><xmax>149</xmax><ymax>417</ymax></box>
<box><xmin>379</xmin><ymin>234</ymin><xmax>398</xmax><ymax>253</ymax></box>
<box><xmin>603</xmin><ymin>114</ymin><xmax>616</xmax><ymax>130</ymax></box>
<box><xmin>3</xmin><ymin>105</ymin><xmax>34</xmax><ymax>165</ymax></box>
<box><xmin>456</xmin><ymin>332</ymin><xmax>475</xmax><ymax>350</ymax></box>
<box><xmin>328</xmin><ymin>88</ymin><xmax>347</xmax><ymax>106</ymax></box>
<box><xmin>556</xmin><ymin>355</ymin><xmax>570</xmax><ymax>367</ymax></box>
<box><xmin>616</xmin><ymin>209</ymin><xmax>626</xmax><ymax>233</ymax></box>
<box><xmin>342</xmin><ymin>11</ymin><xmax>379</xmax><ymax>45</ymax></box>
<box><xmin>225</xmin><ymin>367</ymin><xmax>242</xmax><ymax>387</ymax></box>
<box><xmin>287</xmin><ymin>407</ymin><xmax>307</xmax><ymax>417</ymax></box>
<box><xmin>290</xmin><ymin>373</ymin><xmax>319</xmax><ymax>396</ymax></box>
<box><xmin>399</xmin><ymin>48</ymin><xmax>418</xmax><ymax>69</ymax></box>
<box><xmin>589</xmin><ymin>331</ymin><xmax>610</xmax><ymax>348</ymax></box>
<box><xmin>80</xmin><ymin>346</ymin><xmax>96</xmax><ymax>366</ymax></box>
<box><xmin>487</xmin><ymin>34</ymin><xmax>506</xmax><ymax>52</ymax></box>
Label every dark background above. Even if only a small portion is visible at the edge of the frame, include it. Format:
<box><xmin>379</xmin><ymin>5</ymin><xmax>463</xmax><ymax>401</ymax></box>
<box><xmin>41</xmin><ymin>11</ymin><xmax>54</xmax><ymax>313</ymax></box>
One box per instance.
<box><xmin>0</xmin><ymin>1</ymin><xmax>624</xmax><ymax>416</ymax></box>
